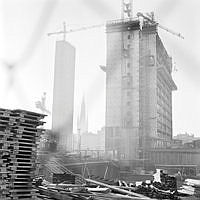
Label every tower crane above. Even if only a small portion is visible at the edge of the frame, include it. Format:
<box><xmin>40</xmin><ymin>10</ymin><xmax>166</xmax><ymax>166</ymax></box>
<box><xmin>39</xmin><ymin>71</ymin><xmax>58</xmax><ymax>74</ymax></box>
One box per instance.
<box><xmin>48</xmin><ymin>12</ymin><xmax>183</xmax><ymax>41</ymax></box>
<box><xmin>137</xmin><ymin>12</ymin><xmax>184</xmax><ymax>39</ymax></box>
<box><xmin>48</xmin><ymin>0</ymin><xmax>133</xmax><ymax>39</ymax></box>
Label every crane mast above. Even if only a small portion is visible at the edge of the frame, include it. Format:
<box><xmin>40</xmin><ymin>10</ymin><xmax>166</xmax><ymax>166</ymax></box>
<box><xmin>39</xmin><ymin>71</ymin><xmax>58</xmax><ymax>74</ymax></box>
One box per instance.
<box><xmin>121</xmin><ymin>0</ymin><xmax>133</xmax><ymax>19</ymax></box>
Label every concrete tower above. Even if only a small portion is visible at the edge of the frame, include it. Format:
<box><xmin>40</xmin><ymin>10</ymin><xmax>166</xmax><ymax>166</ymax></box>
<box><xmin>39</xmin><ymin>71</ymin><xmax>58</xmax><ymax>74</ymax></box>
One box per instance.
<box><xmin>105</xmin><ymin>18</ymin><xmax>177</xmax><ymax>161</ymax></box>
<box><xmin>52</xmin><ymin>40</ymin><xmax>75</xmax><ymax>151</ymax></box>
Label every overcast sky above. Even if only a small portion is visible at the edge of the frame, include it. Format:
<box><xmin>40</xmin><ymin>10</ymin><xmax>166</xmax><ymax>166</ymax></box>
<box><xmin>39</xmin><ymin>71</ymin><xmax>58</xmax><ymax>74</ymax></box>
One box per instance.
<box><xmin>0</xmin><ymin>0</ymin><xmax>199</xmax><ymax>136</ymax></box>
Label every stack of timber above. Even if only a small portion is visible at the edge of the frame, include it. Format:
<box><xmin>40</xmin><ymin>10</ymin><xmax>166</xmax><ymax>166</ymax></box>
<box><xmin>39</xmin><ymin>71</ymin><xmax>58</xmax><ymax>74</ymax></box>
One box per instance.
<box><xmin>0</xmin><ymin>108</ymin><xmax>46</xmax><ymax>200</ymax></box>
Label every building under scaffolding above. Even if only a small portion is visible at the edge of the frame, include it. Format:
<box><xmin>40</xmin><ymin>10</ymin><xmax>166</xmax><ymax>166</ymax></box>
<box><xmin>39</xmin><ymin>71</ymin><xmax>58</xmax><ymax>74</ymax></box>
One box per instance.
<box><xmin>105</xmin><ymin>17</ymin><xmax>177</xmax><ymax>161</ymax></box>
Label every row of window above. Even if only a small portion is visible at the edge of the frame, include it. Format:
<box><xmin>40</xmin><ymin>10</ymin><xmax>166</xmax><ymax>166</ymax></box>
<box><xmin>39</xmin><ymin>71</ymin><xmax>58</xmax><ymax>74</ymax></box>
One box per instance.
<box><xmin>157</xmin><ymin>90</ymin><xmax>171</xmax><ymax>105</ymax></box>
<box><xmin>157</xmin><ymin>126</ymin><xmax>172</xmax><ymax>136</ymax></box>
<box><xmin>152</xmin><ymin>139</ymin><xmax>171</xmax><ymax>148</ymax></box>
<box><xmin>157</xmin><ymin>81</ymin><xmax>171</xmax><ymax>99</ymax></box>
<box><xmin>157</xmin><ymin>52</ymin><xmax>171</xmax><ymax>74</ymax></box>
<box><xmin>157</xmin><ymin>94</ymin><xmax>172</xmax><ymax>110</ymax></box>
<box><xmin>157</xmin><ymin>87</ymin><xmax>171</xmax><ymax>101</ymax></box>
<box><xmin>157</xmin><ymin>76</ymin><xmax>171</xmax><ymax>94</ymax></box>
<box><xmin>156</xmin><ymin>131</ymin><xmax>171</xmax><ymax>140</ymax></box>
<box><xmin>157</xmin><ymin>112</ymin><xmax>171</xmax><ymax>125</ymax></box>
<box><xmin>157</xmin><ymin>104</ymin><xmax>172</xmax><ymax>118</ymax></box>
<box><xmin>122</xmin><ymin>33</ymin><xmax>134</xmax><ymax>129</ymax></box>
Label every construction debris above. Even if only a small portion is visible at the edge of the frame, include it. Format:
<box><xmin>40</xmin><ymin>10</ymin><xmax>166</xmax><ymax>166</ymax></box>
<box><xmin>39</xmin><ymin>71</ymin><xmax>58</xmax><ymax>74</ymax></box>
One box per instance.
<box><xmin>0</xmin><ymin>108</ymin><xmax>46</xmax><ymax>199</ymax></box>
<box><xmin>33</xmin><ymin>161</ymin><xmax>185</xmax><ymax>200</ymax></box>
<box><xmin>85</xmin><ymin>178</ymin><xmax>151</xmax><ymax>199</ymax></box>
<box><xmin>178</xmin><ymin>179</ymin><xmax>200</xmax><ymax>198</ymax></box>
<box><xmin>35</xmin><ymin>162</ymin><xmax>200</xmax><ymax>200</ymax></box>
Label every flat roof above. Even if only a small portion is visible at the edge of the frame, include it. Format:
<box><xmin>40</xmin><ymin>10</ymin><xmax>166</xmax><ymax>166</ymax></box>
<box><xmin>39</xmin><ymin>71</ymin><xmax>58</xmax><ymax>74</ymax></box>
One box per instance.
<box><xmin>106</xmin><ymin>18</ymin><xmax>157</xmax><ymax>33</ymax></box>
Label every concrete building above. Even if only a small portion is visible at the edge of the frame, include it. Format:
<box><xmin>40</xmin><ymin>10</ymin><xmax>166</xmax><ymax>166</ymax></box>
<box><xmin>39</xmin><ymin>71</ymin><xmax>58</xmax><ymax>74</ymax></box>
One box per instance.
<box><xmin>173</xmin><ymin>133</ymin><xmax>200</xmax><ymax>144</ymax></box>
<box><xmin>52</xmin><ymin>40</ymin><xmax>75</xmax><ymax>151</ymax></box>
<box><xmin>105</xmin><ymin>18</ymin><xmax>177</xmax><ymax>161</ymax></box>
<box><xmin>148</xmin><ymin>148</ymin><xmax>200</xmax><ymax>176</ymax></box>
<box><xmin>73</xmin><ymin>127</ymin><xmax>105</xmax><ymax>151</ymax></box>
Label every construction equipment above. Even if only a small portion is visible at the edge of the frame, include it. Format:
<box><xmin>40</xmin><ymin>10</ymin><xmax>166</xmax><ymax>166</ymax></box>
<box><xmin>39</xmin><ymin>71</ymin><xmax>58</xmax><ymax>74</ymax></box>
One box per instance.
<box><xmin>48</xmin><ymin>10</ymin><xmax>183</xmax><ymax>41</ymax></box>
<box><xmin>121</xmin><ymin>0</ymin><xmax>133</xmax><ymax>19</ymax></box>
<box><xmin>137</xmin><ymin>12</ymin><xmax>184</xmax><ymax>39</ymax></box>
<box><xmin>47</xmin><ymin>22</ymin><xmax>104</xmax><ymax>40</ymax></box>
<box><xmin>48</xmin><ymin>1</ymin><xmax>133</xmax><ymax>40</ymax></box>
<box><xmin>35</xmin><ymin>92</ymin><xmax>51</xmax><ymax>115</ymax></box>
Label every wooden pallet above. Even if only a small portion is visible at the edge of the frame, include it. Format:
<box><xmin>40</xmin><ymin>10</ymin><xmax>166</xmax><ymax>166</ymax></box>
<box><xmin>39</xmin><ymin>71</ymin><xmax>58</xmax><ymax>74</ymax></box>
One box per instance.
<box><xmin>0</xmin><ymin>108</ymin><xmax>46</xmax><ymax>199</ymax></box>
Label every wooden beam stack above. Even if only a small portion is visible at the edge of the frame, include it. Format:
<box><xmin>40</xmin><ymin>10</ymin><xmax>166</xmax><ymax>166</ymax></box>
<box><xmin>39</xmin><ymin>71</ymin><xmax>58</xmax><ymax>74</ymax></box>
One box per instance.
<box><xmin>0</xmin><ymin>108</ymin><xmax>46</xmax><ymax>200</ymax></box>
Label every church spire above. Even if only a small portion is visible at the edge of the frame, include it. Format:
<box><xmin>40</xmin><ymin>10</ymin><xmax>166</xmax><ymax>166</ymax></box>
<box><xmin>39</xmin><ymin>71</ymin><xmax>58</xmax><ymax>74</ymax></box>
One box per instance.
<box><xmin>77</xmin><ymin>95</ymin><xmax>88</xmax><ymax>134</ymax></box>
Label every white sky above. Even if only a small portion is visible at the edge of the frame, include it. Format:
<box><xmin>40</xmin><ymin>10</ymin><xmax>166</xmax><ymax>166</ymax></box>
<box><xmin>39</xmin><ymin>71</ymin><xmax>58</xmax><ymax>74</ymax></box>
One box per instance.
<box><xmin>0</xmin><ymin>0</ymin><xmax>199</xmax><ymax>136</ymax></box>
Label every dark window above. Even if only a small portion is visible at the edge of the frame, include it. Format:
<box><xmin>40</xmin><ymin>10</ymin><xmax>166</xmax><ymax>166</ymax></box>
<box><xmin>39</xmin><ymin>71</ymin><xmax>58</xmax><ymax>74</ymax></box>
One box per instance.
<box><xmin>127</xmin><ymin>63</ymin><xmax>130</xmax><ymax>68</ymax></box>
<box><xmin>128</xmin><ymin>35</ymin><xmax>131</xmax><ymax>39</ymax></box>
<box><xmin>123</xmin><ymin>49</ymin><xmax>129</xmax><ymax>58</ymax></box>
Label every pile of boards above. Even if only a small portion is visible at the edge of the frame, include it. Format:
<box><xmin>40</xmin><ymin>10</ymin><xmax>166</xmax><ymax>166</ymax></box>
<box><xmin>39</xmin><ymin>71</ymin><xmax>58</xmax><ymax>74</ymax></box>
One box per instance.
<box><xmin>36</xmin><ymin>184</ymin><xmax>152</xmax><ymax>200</ymax></box>
<box><xmin>0</xmin><ymin>108</ymin><xmax>46</xmax><ymax>200</ymax></box>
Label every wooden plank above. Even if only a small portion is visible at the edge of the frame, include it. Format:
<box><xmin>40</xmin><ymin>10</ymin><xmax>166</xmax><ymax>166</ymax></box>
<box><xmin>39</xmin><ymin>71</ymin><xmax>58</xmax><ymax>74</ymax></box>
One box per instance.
<box><xmin>12</xmin><ymin>109</ymin><xmax>46</xmax><ymax>117</ymax></box>
<box><xmin>13</xmin><ymin>145</ymin><xmax>37</xmax><ymax>151</ymax></box>
<box><xmin>12</xmin><ymin>149</ymin><xmax>37</xmax><ymax>154</ymax></box>
<box><xmin>9</xmin><ymin>181</ymin><xmax>32</xmax><ymax>185</ymax></box>
<box><xmin>10</xmin><ymin>141</ymin><xmax>37</xmax><ymax>147</ymax></box>
<box><xmin>12</xmin><ymin>126</ymin><xmax>45</xmax><ymax>134</ymax></box>
<box><xmin>0</xmin><ymin>108</ymin><xmax>45</xmax><ymax>200</ymax></box>
<box><xmin>11</xmin><ymin>138</ymin><xmax>39</xmax><ymax>144</ymax></box>
<box><xmin>85</xmin><ymin>178</ymin><xmax>151</xmax><ymax>199</ymax></box>
<box><xmin>10</xmin><ymin>154</ymin><xmax>37</xmax><ymax>159</ymax></box>
<box><xmin>0</xmin><ymin>120</ymin><xmax>16</xmax><ymax>126</ymax></box>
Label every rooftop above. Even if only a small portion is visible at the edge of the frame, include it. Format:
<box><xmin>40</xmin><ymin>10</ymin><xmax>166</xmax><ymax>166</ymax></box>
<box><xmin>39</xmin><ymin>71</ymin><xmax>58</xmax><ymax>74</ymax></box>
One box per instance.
<box><xmin>106</xmin><ymin>17</ymin><xmax>157</xmax><ymax>33</ymax></box>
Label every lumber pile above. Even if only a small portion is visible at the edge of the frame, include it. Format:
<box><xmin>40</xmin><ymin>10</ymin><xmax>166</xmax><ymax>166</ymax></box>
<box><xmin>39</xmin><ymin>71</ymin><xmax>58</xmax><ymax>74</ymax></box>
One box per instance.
<box><xmin>0</xmin><ymin>108</ymin><xmax>46</xmax><ymax>200</ymax></box>
<box><xmin>37</xmin><ymin>185</ymin><xmax>152</xmax><ymax>200</ymax></box>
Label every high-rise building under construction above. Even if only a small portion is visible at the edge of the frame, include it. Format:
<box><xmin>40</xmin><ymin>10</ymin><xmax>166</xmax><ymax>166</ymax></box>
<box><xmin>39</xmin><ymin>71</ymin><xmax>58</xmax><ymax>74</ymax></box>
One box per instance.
<box><xmin>52</xmin><ymin>40</ymin><xmax>75</xmax><ymax>151</ymax></box>
<box><xmin>105</xmin><ymin>18</ymin><xmax>177</xmax><ymax>161</ymax></box>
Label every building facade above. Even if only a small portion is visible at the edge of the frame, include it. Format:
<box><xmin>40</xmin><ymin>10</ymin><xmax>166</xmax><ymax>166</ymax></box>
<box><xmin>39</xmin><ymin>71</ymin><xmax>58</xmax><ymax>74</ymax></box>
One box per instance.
<box><xmin>52</xmin><ymin>40</ymin><xmax>75</xmax><ymax>151</ymax></box>
<box><xmin>105</xmin><ymin>18</ymin><xmax>177</xmax><ymax>160</ymax></box>
<box><xmin>173</xmin><ymin>133</ymin><xmax>200</xmax><ymax>144</ymax></box>
<box><xmin>148</xmin><ymin>148</ymin><xmax>200</xmax><ymax>176</ymax></box>
<box><xmin>73</xmin><ymin>127</ymin><xmax>105</xmax><ymax>152</ymax></box>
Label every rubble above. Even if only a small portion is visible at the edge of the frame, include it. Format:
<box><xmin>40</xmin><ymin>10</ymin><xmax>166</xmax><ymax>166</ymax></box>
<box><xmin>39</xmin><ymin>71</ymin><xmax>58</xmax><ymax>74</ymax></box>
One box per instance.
<box><xmin>34</xmin><ymin>165</ymin><xmax>200</xmax><ymax>200</ymax></box>
<box><xmin>34</xmin><ymin>166</ymin><xmax>183</xmax><ymax>200</ymax></box>
<box><xmin>178</xmin><ymin>178</ymin><xmax>200</xmax><ymax>198</ymax></box>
